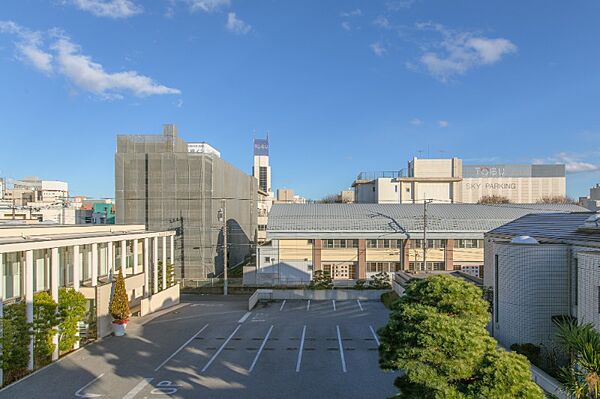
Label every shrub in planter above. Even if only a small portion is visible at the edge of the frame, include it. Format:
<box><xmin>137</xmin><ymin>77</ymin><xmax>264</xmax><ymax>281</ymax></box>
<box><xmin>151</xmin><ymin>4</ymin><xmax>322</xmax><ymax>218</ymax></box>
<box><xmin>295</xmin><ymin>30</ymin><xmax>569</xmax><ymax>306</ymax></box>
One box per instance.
<box><xmin>370</xmin><ymin>272</ymin><xmax>391</xmax><ymax>289</ymax></box>
<box><xmin>308</xmin><ymin>270</ymin><xmax>333</xmax><ymax>290</ymax></box>
<box><xmin>1</xmin><ymin>303</ymin><xmax>31</xmax><ymax>385</ymax></box>
<box><xmin>354</xmin><ymin>279</ymin><xmax>367</xmax><ymax>290</ymax></box>
<box><xmin>33</xmin><ymin>292</ymin><xmax>59</xmax><ymax>367</ymax></box>
<box><xmin>510</xmin><ymin>343</ymin><xmax>541</xmax><ymax>367</ymax></box>
<box><xmin>58</xmin><ymin>288</ymin><xmax>87</xmax><ymax>353</ymax></box>
<box><xmin>110</xmin><ymin>269</ymin><xmax>130</xmax><ymax>336</ymax></box>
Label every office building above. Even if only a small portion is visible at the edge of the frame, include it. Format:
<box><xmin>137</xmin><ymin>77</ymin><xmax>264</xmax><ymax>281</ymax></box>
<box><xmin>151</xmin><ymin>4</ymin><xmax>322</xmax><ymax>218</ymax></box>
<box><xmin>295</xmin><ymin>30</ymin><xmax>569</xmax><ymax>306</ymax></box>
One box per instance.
<box><xmin>579</xmin><ymin>184</ymin><xmax>600</xmax><ymax>211</ymax></box>
<box><xmin>353</xmin><ymin>157</ymin><xmax>566</xmax><ymax>204</ymax></box>
<box><xmin>252</xmin><ymin>203</ymin><xmax>584</xmax><ymax>284</ymax></box>
<box><xmin>253</xmin><ymin>136</ymin><xmax>273</xmax><ymax>243</ymax></box>
<box><xmin>484</xmin><ymin>212</ymin><xmax>600</xmax><ymax>352</ymax></box>
<box><xmin>0</xmin><ymin>223</ymin><xmax>178</xmax><ymax>372</ymax></box>
<box><xmin>115</xmin><ymin>124</ymin><xmax>257</xmax><ymax>280</ymax></box>
<box><xmin>276</xmin><ymin>188</ymin><xmax>306</xmax><ymax>204</ymax></box>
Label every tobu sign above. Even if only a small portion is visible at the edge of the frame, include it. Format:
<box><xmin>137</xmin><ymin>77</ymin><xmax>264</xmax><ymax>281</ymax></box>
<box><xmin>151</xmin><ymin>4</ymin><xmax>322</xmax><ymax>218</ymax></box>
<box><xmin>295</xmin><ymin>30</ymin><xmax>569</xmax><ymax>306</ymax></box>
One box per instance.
<box><xmin>475</xmin><ymin>167</ymin><xmax>505</xmax><ymax>177</ymax></box>
<box><xmin>254</xmin><ymin>138</ymin><xmax>269</xmax><ymax>156</ymax></box>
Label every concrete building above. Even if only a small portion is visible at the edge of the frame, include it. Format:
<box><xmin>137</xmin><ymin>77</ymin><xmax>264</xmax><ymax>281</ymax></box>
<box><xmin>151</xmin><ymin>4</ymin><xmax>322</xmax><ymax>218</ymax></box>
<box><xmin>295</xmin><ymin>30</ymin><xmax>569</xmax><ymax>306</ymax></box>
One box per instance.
<box><xmin>0</xmin><ymin>223</ymin><xmax>179</xmax><ymax>374</ymax></box>
<box><xmin>8</xmin><ymin>177</ymin><xmax>69</xmax><ymax>204</ymax></box>
<box><xmin>579</xmin><ymin>184</ymin><xmax>600</xmax><ymax>211</ymax></box>
<box><xmin>353</xmin><ymin>157</ymin><xmax>566</xmax><ymax>204</ymax></box>
<box><xmin>253</xmin><ymin>136</ymin><xmax>273</xmax><ymax>243</ymax></box>
<box><xmin>484</xmin><ymin>212</ymin><xmax>600</xmax><ymax>352</ymax></box>
<box><xmin>77</xmin><ymin>199</ymin><xmax>115</xmax><ymax>224</ymax></box>
<box><xmin>275</xmin><ymin>188</ymin><xmax>307</xmax><ymax>204</ymax></box>
<box><xmin>115</xmin><ymin>124</ymin><xmax>257</xmax><ymax>281</ymax></box>
<box><xmin>252</xmin><ymin>203</ymin><xmax>584</xmax><ymax>285</ymax></box>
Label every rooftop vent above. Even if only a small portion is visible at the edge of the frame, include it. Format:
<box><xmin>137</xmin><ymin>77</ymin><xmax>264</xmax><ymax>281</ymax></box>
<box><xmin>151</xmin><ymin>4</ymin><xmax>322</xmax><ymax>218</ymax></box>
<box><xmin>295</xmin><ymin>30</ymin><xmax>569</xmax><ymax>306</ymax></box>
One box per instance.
<box><xmin>578</xmin><ymin>213</ymin><xmax>600</xmax><ymax>231</ymax></box>
<box><xmin>511</xmin><ymin>235</ymin><xmax>539</xmax><ymax>245</ymax></box>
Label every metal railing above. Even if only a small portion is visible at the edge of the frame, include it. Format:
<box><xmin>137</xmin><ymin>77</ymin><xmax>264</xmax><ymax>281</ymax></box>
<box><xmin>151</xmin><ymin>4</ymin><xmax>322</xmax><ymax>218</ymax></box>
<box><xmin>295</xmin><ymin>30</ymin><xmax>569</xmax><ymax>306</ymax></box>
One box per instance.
<box><xmin>356</xmin><ymin>170</ymin><xmax>406</xmax><ymax>181</ymax></box>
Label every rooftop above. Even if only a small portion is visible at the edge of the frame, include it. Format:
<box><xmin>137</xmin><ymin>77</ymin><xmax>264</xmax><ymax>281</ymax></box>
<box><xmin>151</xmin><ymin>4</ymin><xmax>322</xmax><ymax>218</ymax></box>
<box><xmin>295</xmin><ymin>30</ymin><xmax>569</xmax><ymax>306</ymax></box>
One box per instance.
<box><xmin>267</xmin><ymin>203</ymin><xmax>587</xmax><ymax>239</ymax></box>
<box><xmin>487</xmin><ymin>211</ymin><xmax>600</xmax><ymax>246</ymax></box>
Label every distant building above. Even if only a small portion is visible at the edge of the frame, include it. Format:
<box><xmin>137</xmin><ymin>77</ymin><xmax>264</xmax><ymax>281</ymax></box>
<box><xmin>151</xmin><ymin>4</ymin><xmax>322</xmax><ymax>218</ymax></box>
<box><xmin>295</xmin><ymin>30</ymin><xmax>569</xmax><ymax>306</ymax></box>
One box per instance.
<box><xmin>253</xmin><ymin>136</ymin><xmax>273</xmax><ymax>243</ymax></box>
<box><xmin>276</xmin><ymin>188</ymin><xmax>306</xmax><ymax>204</ymax></box>
<box><xmin>187</xmin><ymin>142</ymin><xmax>221</xmax><ymax>157</ymax></box>
<box><xmin>252</xmin><ymin>203</ymin><xmax>585</xmax><ymax>285</ymax></box>
<box><xmin>485</xmin><ymin>212</ymin><xmax>600</xmax><ymax>352</ymax></box>
<box><xmin>339</xmin><ymin>189</ymin><xmax>355</xmax><ymax>203</ymax></box>
<box><xmin>353</xmin><ymin>157</ymin><xmax>566</xmax><ymax>204</ymax></box>
<box><xmin>115</xmin><ymin>124</ymin><xmax>257</xmax><ymax>280</ymax></box>
<box><xmin>579</xmin><ymin>184</ymin><xmax>600</xmax><ymax>211</ymax></box>
<box><xmin>77</xmin><ymin>199</ymin><xmax>115</xmax><ymax>224</ymax></box>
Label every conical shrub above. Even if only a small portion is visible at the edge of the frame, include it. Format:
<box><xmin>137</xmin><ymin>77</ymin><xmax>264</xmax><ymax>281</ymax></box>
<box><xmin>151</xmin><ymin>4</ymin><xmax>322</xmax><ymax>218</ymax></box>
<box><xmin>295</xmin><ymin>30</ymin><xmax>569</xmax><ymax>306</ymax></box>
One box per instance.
<box><xmin>110</xmin><ymin>269</ymin><xmax>130</xmax><ymax>322</ymax></box>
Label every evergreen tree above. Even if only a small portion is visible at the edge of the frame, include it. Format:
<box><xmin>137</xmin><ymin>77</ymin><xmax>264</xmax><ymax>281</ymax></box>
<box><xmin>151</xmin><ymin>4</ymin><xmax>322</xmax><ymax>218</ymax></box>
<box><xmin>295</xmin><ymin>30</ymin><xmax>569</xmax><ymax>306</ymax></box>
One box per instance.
<box><xmin>110</xmin><ymin>270</ymin><xmax>130</xmax><ymax>322</ymax></box>
<box><xmin>378</xmin><ymin>275</ymin><xmax>543</xmax><ymax>398</ymax></box>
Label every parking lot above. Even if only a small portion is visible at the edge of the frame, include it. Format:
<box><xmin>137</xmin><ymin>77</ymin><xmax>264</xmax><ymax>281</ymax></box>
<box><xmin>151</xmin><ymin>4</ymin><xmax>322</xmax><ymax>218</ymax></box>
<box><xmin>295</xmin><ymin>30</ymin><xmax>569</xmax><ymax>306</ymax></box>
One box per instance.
<box><xmin>0</xmin><ymin>296</ymin><xmax>398</xmax><ymax>399</ymax></box>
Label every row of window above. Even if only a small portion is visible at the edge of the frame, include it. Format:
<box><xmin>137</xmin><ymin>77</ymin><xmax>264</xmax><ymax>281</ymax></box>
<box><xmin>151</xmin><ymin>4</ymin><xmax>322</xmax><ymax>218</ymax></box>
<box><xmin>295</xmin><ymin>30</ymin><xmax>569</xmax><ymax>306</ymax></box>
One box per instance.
<box><xmin>318</xmin><ymin>239</ymin><xmax>484</xmax><ymax>249</ymax></box>
<box><xmin>366</xmin><ymin>262</ymin><xmax>402</xmax><ymax>273</ymax></box>
<box><xmin>408</xmin><ymin>261</ymin><xmax>445</xmax><ymax>271</ymax></box>
<box><xmin>323</xmin><ymin>239</ymin><xmax>359</xmax><ymax>248</ymax></box>
<box><xmin>366</xmin><ymin>239</ymin><xmax>402</xmax><ymax>249</ymax></box>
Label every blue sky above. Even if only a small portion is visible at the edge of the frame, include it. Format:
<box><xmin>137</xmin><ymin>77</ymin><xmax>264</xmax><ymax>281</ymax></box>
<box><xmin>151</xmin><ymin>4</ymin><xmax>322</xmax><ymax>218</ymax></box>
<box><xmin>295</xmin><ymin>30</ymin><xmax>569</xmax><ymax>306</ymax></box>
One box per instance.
<box><xmin>1</xmin><ymin>0</ymin><xmax>600</xmax><ymax>200</ymax></box>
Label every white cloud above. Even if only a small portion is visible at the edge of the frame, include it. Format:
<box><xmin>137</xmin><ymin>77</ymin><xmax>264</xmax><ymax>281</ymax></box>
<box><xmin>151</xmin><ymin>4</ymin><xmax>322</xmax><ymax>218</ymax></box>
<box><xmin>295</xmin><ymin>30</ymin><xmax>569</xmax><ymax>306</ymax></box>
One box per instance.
<box><xmin>415</xmin><ymin>23</ymin><xmax>517</xmax><ymax>82</ymax></box>
<box><xmin>410</xmin><ymin>118</ymin><xmax>422</xmax><ymax>126</ymax></box>
<box><xmin>187</xmin><ymin>0</ymin><xmax>230</xmax><ymax>13</ymax></box>
<box><xmin>0</xmin><ymin>21</ymin><xmax>53</xmax><ymax>73</ymax></box>
<box><xmin>370</xmin><ymin>42</ymin><xmax>387</xmax><ymax>57</ymax></box>
<box><xmin>386</xmin><ymin>0</ymin><xmax>417</xmax><ymax>10</ymax></box>
<box><xmin>437</xmin><ymin>120</ymin><xmax>449</xmax><ymax>128</ymax></box>
<box><xmin>225</xmin><ymin>13</ymin><xmax>251</xmax><ymax>34</ymax></box>
<box><xmin>52</xmin><ymin>36</ymin><xmax>180</xmax><ymax>98</ymax></box>
<box><xmin>0</xmin><ymin>21</ymin><xmax>180</xmax><ymax>99</ymax></box>
<box><xmin>341</xmin><ymin>21</ymin><xmax>351</xmax><ymax>31</ymax></box>
<box><xmin>341</xmin><ymin>9</ymin><xmax>362</xmax><ymax>17</ymax></box>
<box><xmin>374</xmin><ymin>16</ymin><xmax>391</xmax><ymax>29</ymax></box>
<box><xmin>65</xmin><ymin>0</ymin><xmax>142</xmax><ymax>18</ymax></box>
<box><xmin>535</xmin><ymin>152</ymin><xmax>600</xmax><ymax>174</ymax></box>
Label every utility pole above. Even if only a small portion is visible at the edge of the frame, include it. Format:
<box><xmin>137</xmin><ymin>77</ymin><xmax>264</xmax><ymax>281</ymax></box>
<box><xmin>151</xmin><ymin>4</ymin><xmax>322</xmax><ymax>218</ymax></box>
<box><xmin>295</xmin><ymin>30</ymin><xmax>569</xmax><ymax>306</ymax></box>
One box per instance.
<box><xmin>422</xmin><ymin>199</ymin><xmax>433</xmax><ymax>271</ymax></box>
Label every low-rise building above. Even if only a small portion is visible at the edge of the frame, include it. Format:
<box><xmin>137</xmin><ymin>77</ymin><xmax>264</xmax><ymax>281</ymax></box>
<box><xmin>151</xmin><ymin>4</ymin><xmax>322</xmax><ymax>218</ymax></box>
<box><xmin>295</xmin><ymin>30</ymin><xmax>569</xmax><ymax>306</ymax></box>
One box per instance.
<box><xmin>579</xmin><ymin>184</ymin><xmax>600</xmax><ymax>211</ymax></box>
<box><xmin>353</xmin><ymin>157</ymin><xmax>566</xmax><ymax>204</ymax></box>
<box><xmin>0</xmin><ymin>223</ymin><xmax>179</xmax><ymax>373</ymax></box>
<box><xmin>252</xmin><ymin>203</ymin><xmax>584</xmax><ymax>285</ymax></box>
<box><xmin>484</xmin><ymin>212</ymin><xmax>600</xmax><ymax>352</ymax></box>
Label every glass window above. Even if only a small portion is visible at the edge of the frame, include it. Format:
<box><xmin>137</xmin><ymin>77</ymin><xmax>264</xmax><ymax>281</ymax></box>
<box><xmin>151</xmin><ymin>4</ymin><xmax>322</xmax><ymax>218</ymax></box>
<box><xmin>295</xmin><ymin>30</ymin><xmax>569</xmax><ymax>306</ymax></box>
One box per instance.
<box><xmin>367</xmin><ymin>240</ymin><xmax>377</xmax><ymax>248</ymax></box>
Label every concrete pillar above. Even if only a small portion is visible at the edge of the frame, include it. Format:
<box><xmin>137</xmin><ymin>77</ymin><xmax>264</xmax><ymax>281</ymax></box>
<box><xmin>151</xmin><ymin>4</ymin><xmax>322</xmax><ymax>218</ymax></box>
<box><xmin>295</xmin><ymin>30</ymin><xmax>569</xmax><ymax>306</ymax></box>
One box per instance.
<box><xmin>91</xmin><ymin>243</ymin><xmax>98</xmax><ymax>287</ymax></box>
<box><xmin>445</xmin><ymin>239</ymin><xmax>454</xmax><ymax>271</ymax></box>
<box><xmin>402</xmin><ymin>240</ymin><xmax>410</xmax><ymax>271</ymax></box>
<box><xmin>0</xmin><ymin>253</ymin><xmax>4</xmax><ymax>383</ymax></box>
<box><xmin>312</xmin><ymin>239</ymin><xmax>322</xmax><ymax>272</ymax></box>
<box><xmin>133</xmin><ymin>239</ymin><xmax>139</xmax><ymax>275</ymax></box>
<box><xmin>51</xmin><ymin>247</ymin><xmax>59</xmax><ymax>360</ymax></box>
<box><xmin>357</xmin><ymin>240</ymin><xmax>366</xmax><ymax>279</ymax></box>
<box><xmin>25</xmin><ymin>250</ymin><xmax>34</xmax><ymax>370</ymax></box>
<box><xmin>86</xmin><ymin>246</ymin><xmax>92</xmax><ymax>282</ymax></box>
<box><xmin>162</xmin><ymin>236</ymin><xmax>167</xmax><ymax>290</ymax></box>
<box><xmin>170</xmin><ymin>235</ymin><xmax>175</xmax><ymax>267</ymax></box>
<box><xmin>73</xmin><ymin>245</ymin><xmax>80</xmax><ymax>291</ymax></box>
<box><xmin>107</xmin><ymin>241</ymin><xmax>113</xmax><ymax>279</ymax></box>
<box><xmin>153</xmin><ymin>237</ymin><xmax>158</xmax><ymax>294</ymax></box>
<box><xmin>143</xmin><ymin>238</ymin><xmax>149</xmax><ymax>296</ymax></box>
<box><xmin>120</xmin><ymin>240</ymin><xmax>127</xmax><ymax>276</ymax></box>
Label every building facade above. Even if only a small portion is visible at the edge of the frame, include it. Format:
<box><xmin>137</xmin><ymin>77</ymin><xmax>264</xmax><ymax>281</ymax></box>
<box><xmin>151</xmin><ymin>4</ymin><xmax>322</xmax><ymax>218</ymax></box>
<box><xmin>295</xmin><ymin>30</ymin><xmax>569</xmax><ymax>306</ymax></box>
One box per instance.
<box><xmin>579</xmin><ymin>184</ymin><xmax>600</xmax><ymax>211</ymax></box>
<box><xmin>115</xmin><ymin>124</ymin><xmax>258</xmax><ymax>280</ymax></box>
<box><xmin>353</xmin><ymin>157</ymin><xmax>566</xmax><ymax>204</ymax></box>
<box><xmin>254</xmin><ymin>203</ymin><xmax>584</xmax><ymax>284</ymax></box>
<box><xmin>484</xmin><ymin>212</ymin><xmax>600</xmax><ymax>352</ymax></box>
<box><xmin>253</xmin><ymin>136</ymin><xmax>273</xmax><ymax>243</ymax></box>
<box><xmin>0</xmin><ymin>223</ymin><xmax>178</xmax><ymax>376</ymax></box>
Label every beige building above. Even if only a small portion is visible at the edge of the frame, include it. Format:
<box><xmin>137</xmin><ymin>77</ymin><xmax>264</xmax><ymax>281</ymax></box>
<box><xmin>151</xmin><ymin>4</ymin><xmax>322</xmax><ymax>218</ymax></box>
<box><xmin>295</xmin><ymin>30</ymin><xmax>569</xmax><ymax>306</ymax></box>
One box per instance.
<box><xmin>0</xmin><ymin>223</ymin><xmax>179</xmax><ymax>376</ymax></box>
<box><xmin>353</xmin><ymin>157</ymin><xmax>566</xmax><ymax>204</ymax></box>
<box><xmin>253</xmin><ymin>203</ymin><xmax>584</xmax><ymax>284</ymax></box>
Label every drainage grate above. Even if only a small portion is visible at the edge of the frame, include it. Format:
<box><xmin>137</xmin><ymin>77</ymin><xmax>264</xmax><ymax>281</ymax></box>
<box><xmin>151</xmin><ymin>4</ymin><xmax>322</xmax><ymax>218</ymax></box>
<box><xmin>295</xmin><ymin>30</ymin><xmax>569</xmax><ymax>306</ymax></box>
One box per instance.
<box><xmin>231</xmin><ymin>338</ymin><xmax>241</xmax><ymax>341</ymax></box>
<box><xmin>368</xmin><ymin>348</ymin><xmax>378</xmax><ymax>351</ymax></box>
<box><xmin>252</xmin><ymin>338</ymin><xmax>263</xmax><ymax>340</ymax></box>
<box><xmin>216</xmin><ymin>338</ymin><xmax>225</xmax><ymax>340</ymax></box>
<box><xmin>224</xmin><ymin>347</ymin><xmax>235</xmax><ymax>351</ymax></box>
<box><xmin>346</xmin><ymin>348</ymin><xmax>356</xmax><ymax>351</ymax></box>
<box><xmin>305</xmin><ymin>348</ymin><xmax>315</xmax><ymax>351</ymax></box>
<box><xmin>364</xmin><ymin>338</ymin><xmax>374</xmax><ymax>341</ymax></box>
<box><xmin>343</xmin><ymin>338</ymin><xmax>352</xmax><ymax>341</ymax></box>
<box><xmin>286</xmin><ymin>347</ymin><xmax>298</xmax><ymax>351</ymax></box>
<box><xmin>194</xmin><ymin>337</ymin><xmax>204</xmax><ymax>340</ymax></box>
<box><xmin>327</xmin><ymin>348</ymin><xmax>339</xmax><ymax>351</ymax></box>
<box><xmin>206</xmin><ymin>347</ymin><xmax>217</xmax><ymax>350</ymax></box>
<box><xmin>326</xmin><ymin>338</ymin><xmax>337</xmax><ymax>341</ymax></box>
<box><xmin>264</xmin><ymin>347</ymin><xmax>274</xmax><ymax>351</ymax></box>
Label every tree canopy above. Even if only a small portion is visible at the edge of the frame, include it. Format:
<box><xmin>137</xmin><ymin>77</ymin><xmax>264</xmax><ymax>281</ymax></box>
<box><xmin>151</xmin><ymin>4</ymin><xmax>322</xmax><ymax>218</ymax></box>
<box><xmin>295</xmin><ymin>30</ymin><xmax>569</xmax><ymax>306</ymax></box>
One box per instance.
<box><xmin>378</xmin><ymin>275</ymin><xmax>544</xmax><ymax>398</ymax></box>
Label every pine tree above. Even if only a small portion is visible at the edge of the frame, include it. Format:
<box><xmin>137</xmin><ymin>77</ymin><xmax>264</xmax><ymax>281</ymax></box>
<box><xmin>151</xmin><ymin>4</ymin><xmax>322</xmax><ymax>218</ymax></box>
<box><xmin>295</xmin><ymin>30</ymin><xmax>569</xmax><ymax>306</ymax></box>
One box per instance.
<box><xmin>110</xmin><ymin>270</ymin><xmax>130</xmax><ymax>322</ymax></box>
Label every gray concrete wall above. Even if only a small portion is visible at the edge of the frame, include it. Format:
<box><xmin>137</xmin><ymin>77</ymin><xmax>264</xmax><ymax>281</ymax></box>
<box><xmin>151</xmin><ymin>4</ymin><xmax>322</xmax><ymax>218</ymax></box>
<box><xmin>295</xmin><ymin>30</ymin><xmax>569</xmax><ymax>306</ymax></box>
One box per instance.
<box><xmin>266</xmin><ymin>289</ymin><xmax>389</xmax><ymax>300</ymax></box>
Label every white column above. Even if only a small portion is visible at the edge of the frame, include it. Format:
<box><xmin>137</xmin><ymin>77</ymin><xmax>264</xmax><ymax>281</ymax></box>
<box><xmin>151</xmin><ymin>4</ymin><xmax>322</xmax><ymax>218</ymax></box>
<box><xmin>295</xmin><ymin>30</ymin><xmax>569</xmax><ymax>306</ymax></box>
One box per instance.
<box><xmin>73</xmin><ymin>245</ymin><xmax>80</xmax><ymax>291</ymax></box>
<box><xmin>107</xmin><ymin>241</ymin><xmax>113</xmax><ymax>279</ymax></box>
<box><xmin>0</xmin><ymin>252</ymin><xmax>4</xmax><ymax>384</ymax></box>
<box><xmin>86</xmin><ymin>247</ymin><xmax>92</xmax><ymax>282</ymax></box>
<box><xmin>162</xmin><ymin>236</ymin><xmax>167</xmax><ymax>290</ymax></box>
<box><xmin>143</xmin><ymin>238</ymin><xmax>149</xmax><ymax>296</ymax></box>
<box><xmin>51</xmin><ymin>248</ymin><xmax>59</xmax><ymax>361</ymax></box>
<box><xmin>133</xmin><ymin>239</ymin><xmax>139</xmax><ymax>275</ymax></box>
<box><xmin>120</xmin><ymin>240</ymin><xmax>127</xmax><ymax>276</ymax></box>
<box><xmin>153</xmin><ymin>237</ymin><xmax>158</xmax><ymax>294</ymax></box>
<box><xmin>91</xmin><ymin>243</ymin><xmax>98</xmax><ymax>287</ymax></box>
<box><xmin>170</xmin><ymin>235</ymin><xmax>175</xmax><ymax>266</ymax></box>
<box><xmin>25</xmin><ymin>250</ymin><xmax>34</xmax><ymax>370</ymax></box>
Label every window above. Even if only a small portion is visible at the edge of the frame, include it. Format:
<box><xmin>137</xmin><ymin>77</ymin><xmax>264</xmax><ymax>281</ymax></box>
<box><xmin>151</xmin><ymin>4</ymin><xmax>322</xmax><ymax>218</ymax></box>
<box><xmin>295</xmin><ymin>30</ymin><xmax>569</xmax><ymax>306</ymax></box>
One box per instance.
<box><xmin>324</xmin><ymin>240</ymin><xmax>358</xmax><ymax>249</ymax></box>
<box><xmin>367</xmin><ymin>239</ymin><xmax>377</xmax><ymax>248</ymax></box>
<box><xmin>368</xmin><ymin>240</ymin><xmax>400</xmax><ymax>249</ymax></box>
<box><xmin>411</xmin><ymin>240</ymin><xmax>445</xmax><ymax>249</ymax></box>
<box><xmin>457</xmin><ymin>239</ymin><xmax>483</xmax><ymax>249</ymax></box>
<box><xmin>258</xmin><ymin>225</ymin><xmax>267</xmax><ymax>231</ymax></box>
<box><xmin>259</xmin><ymin>166</ymin><xmax>268</xmax><ymax>192</ymax></box>
<box><xmin>372</xmin><ymin>187</ymin><xmax>376</xmax><ymax>192</ymax></box>
<box><xmin>394</xmin><ymin>186</ymin><xmax>398</xmax><ymax>192</ymax></box>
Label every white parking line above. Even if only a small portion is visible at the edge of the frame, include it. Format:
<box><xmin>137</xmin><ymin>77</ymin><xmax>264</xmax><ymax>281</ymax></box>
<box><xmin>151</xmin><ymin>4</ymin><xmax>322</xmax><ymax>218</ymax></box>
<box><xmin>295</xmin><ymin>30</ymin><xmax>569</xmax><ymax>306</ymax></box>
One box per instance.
<box><xmin>122</xmin><ymin>378</ymin><xmax>153</xmax><ymax>399</ymax></box>
<box><xmin>336</xmin><ymin>325</ymin><xmax>347</xmax><ymax>373</ymax></box>
<box><xmin>75</xmin><ymin>373</ymin><xmax>105</xmax><ymax>398</ymax></box>
<box><xmin>201</xmin><ymin>324</ymin><xmax>242</xmax><ymax>372</ymax></box>
<box><xmin>238</xmin><ymin>312</ymin><xmax>251</xmax><ymax>323</ymax></box>
<box><xmin>332</xmin><ymin>300</ymin><xmax>336</xmax><ymax>311</ymax></box>
<box><xmin>369</xmin><ymin>325</ymin><xmax>381</xmax><ymax>346</ymax></box>
<box><xmin>249</xmin><ymin>325</ymin><xmax>274</xmax><ymax>372</ymax></box>
<box><xmin>279</xmin><ymin>300</ymin><xmax>286</xmax><ymax>311</ymax></box>
<box><xmin>296</xmin><ymin>325</ymin><xmax>307</xmax><ymax>372</ymax></box>
<box><xmin>306</xmin><ymin>299</ymin><xmax>310</xmax><ymax>311</ymax></box>
<box><xmin>154</xmin><ymin>324</ymin><xmax>209</xmax><ymax>371</ymax></box>
<box><xmin>357</xmin><ymin>300</ymin><xmax>363</xmax><ymax>312</ymax></box>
